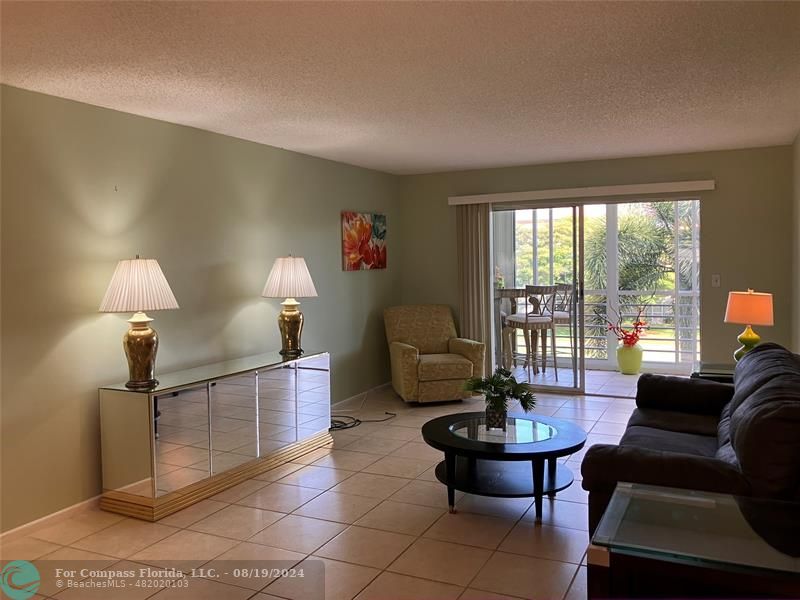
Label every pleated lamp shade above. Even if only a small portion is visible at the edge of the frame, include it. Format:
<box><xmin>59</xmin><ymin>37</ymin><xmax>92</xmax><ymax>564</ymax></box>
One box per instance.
<box><xmin>99</xmin><ymin>258</ymin><xmax>180</xmax><ymax>313</ymax></box>
<box><xmin>262</xmin><ymin>257</ymin><xmax>318</xmax><ymax>299</ymax></box>
<box><xmin>724</xmin><ymin>289</ymin><xmax>773</xmax><ymax>326</ymax></box>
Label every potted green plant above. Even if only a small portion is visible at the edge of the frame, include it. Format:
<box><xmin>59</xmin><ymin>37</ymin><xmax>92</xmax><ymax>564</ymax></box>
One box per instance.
<box><xmin>465</xmin><ymin>367</ymin><xmax>536</xmax><ymax>431</ymax></box>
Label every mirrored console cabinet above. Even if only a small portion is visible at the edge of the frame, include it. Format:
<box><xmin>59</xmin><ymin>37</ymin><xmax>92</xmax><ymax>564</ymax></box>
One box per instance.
<box><xmin>99</xmin><ymin>350</ymin><xmax>332</xmax><ymax>520</ymax></box>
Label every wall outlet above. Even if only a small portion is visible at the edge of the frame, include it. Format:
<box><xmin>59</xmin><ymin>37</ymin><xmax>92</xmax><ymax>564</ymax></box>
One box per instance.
<box><xmin>711</xmin><ymin>274</ymin><xmax>721</xmax><ymax>288</ymax></box>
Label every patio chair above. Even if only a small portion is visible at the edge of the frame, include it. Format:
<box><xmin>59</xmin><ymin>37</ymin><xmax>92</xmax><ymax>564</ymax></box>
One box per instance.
<box><xmin>505</xmin><ymin>285</ymin><xmax>559</xmax><ymax>381</ymax></box>
<box><xmin>554</xmin><ymin>283</ymin><xmax>576</xmax><ymax>367</ymax></box>
<box><xmin>496</xmin><ymin>288</ymin><xmax>527</xmax><ymax>370</ymax></box>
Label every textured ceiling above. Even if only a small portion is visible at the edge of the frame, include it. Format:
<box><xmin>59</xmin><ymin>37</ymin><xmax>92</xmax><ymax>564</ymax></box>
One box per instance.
<box><xmin>2</xmin><ymin>1</ymin><xmax>799</xmax><ymax>174</ymax></box>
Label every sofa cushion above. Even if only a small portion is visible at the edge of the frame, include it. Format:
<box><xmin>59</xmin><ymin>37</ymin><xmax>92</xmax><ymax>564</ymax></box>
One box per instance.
<box><xmin>717</xmin><ymin>402</ymin><xmax>732</xmax><ymax>447</ymax></box>
<box><xmin>418</xmin><ymin>353</ymin><xmax>473</xmax><ymax>382</ymax></box>
<box><xmin>715</xmin><ymin>441</ymin><xmax>739</xmax><ymax>468</ymax></box>
<box><xmin>730</xmin><ymin>380</ymin><xmax>800</xmax><ymax>499</ymax></box>
<box><xmin>729</xmin><ymin>343</ymin><xmax>800</xmax><ymax>414</ymax></box>
<box><xmin>726</xmin><ymin>344</ymin><xmax>800</xmax><ymax>498</ymax></box>
<box><xmin>628</xmin><ymin>408</ymin><xmax>719</xmax><ymax>437</ymax></box>
<box><xmin>636</xmin><ymin>374</ymin><xmax>733</xmax><ymax>416</ymax></box>
<box><xmin>621</xmin><ymin>425</ymin><xmax>718</xmax><ymax>458</ymax></box>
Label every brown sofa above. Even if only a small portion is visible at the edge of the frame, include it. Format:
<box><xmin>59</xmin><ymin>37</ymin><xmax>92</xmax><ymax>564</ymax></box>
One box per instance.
<box><xmin>581</xmin><ymin>343</ymin><xmax>800</xmax><ymax>534</ymax></box>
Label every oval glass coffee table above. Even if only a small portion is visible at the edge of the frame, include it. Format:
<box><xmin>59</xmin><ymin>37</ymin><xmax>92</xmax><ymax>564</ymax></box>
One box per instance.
<box><xmin>421</xmin><ymin>412</ymin><xmax>587</xmax><ymax>522</ymax></box>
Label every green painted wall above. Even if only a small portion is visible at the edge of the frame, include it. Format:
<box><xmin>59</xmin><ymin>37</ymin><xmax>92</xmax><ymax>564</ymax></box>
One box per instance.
<box><xmin>0</xmin><ymin>85</ymin><xmax>400</xmax><ymax>531</ymax></box>
<box><xmin>1</xmin><ymin>83</ymin><xmax>797</xmax><ymax>532</ymax></box>
<box><xmin>398</xmin><ymin>146</ymin><xmax>794</xmax><ymax>364</ymax></box>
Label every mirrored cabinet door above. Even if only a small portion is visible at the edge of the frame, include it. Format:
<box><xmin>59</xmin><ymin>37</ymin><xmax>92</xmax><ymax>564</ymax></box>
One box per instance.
<box><xmin>209</xmin><ymin>374</ymin><xmax>259</xmax><ymax>475</ymax></box>
<box><xmin>100</xmin><ymin>351</ymin><xmax>332</xmax><ymax>521</ymax></box>
<box><xmin>297</xmin><ymin>354</ymin><xmax>331</xmax><ymax>442</ymax></box>
<box><xmin>153</xmin><ymin>386</ymin><xmax>210</xmax><ymax>496</ymax></box>
<box><xmin>258</xmin><ymin>364</ymin><xmax>297</xmax><ymax>457</ymax></box>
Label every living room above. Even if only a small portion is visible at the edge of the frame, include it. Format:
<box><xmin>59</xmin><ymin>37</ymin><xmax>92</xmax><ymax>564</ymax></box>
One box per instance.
<box><xmin>1</xmin><ymin>2</ymin><xmax>799</xmax><ymax>599</ymax></box>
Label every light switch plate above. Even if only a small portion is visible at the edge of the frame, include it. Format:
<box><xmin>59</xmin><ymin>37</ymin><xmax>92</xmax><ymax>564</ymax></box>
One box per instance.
<box><xmin>711</xmin><ymin>274</ymin><xmax>721</xmax><ymax>288</ymax></box>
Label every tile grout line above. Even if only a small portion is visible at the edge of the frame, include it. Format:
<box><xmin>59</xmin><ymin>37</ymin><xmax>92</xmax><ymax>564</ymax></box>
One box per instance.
<box><xmin>29</xmin><ymin>386</ymin><xmax>617</xmax><ymax>600</ymax></box>
<box><xmin>560</xmin><ymin>560</ymin><xmax>585</xmax><ymax>600</ymax></box>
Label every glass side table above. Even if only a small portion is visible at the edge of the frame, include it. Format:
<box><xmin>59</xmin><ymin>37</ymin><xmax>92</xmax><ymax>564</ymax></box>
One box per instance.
<box><xmin>690</xmin><ymin>362</ymin><xmax>736</xmax><ymax>383</ymax></box>
<box><xmin>588</xmin><ymin>483</ymin><xmax>800</xmax><ymax>598</ymax></box>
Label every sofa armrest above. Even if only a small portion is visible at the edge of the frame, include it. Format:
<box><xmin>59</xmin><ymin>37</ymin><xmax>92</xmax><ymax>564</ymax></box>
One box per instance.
<box><xmin>635</xmin><ymin>373</ymin><xmax>734</xmax><ymax>416</ymax></box>
<box><xmin>389</xmin><ymin>341</ymin><xmax>419</xmax><ymax>401</ymax></box>
<box><xmin>581</xmin><ymin>443</ymin><xmax>748</xmax><ymax>495</ymax></box>
<box><xmin>449</xmin><ymin>338</ymin><xmax>486</xmax><ymax>378</ymax></box>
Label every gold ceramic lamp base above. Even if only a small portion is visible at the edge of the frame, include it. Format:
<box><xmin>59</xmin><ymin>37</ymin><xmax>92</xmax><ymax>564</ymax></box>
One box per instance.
<box><xmin>124</xmin><ymin>311</ymin><xmax>160</xmax><ymax>389</ymax></box>
<box><xmin>278</xmin><ymin>298</ymin><xmax>304</xmax><ymax>357</ymax></box>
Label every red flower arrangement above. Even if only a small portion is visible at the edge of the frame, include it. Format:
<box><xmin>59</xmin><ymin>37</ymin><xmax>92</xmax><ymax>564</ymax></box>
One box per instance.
<box><xmin>602</xmin><ymin>306</ymin><xmax>648</xmax><ymax>347</ymax></box>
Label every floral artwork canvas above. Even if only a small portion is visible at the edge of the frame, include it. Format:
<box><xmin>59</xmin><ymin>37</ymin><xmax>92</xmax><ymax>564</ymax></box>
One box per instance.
<box><xmin>342</xmin><ymin>211</ymin><xmax>387</xmax><ymax>270</ymax></box>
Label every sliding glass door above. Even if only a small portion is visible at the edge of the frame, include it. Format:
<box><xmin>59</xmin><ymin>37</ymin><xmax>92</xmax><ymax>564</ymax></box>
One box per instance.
<box><xmin>490</xmin><ymin>205</ymin><xmax>585</xmax><ymax>393</ymax></box>
<box><xmin>489</xmin><ymin>198</ymin><xmax>700</xmax><ymax>395</ymax></box>
<box><xmin>584</xmin><ymin>200</ymin><xmax>700</xmax><ymax>373</ymax></box>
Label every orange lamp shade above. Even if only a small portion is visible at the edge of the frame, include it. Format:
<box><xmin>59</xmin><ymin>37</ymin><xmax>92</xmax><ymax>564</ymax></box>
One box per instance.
<box><xmin>724</xmin><ymin>289</ymin><xmax>773</xmax><ymax>326</ymax></box>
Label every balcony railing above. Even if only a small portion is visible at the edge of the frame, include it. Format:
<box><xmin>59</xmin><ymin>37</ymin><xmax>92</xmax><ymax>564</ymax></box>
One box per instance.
<box><xmin>584</xmin><ymin>289</ymin><xmax>700</xmax><ymax>364</ymax></box>
<box><xmin>507</xmin><ymin>288</ymin><xmax>700</xmax><ymax>366</ymax></box>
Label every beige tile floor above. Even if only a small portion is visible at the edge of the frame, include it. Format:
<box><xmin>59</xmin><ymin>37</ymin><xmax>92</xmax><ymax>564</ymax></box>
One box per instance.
<box><xmin>3</xmin><ymin>386</ymin><xmax>636</xmax><ymax>600</ymax></box>
<box><xmin>511</xmin><ymin>365</ymin><xmax>649</xmax><ymax>398</ymax></box>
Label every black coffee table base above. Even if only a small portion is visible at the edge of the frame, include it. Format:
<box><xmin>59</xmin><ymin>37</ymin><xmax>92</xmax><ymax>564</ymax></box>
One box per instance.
<box><xmin>421</xmin><ymin>412</ymin><xmax>587</xmax><ymax>524</ymax></box>
<box><xmin>435</xmin><ymin>454</ymin><xmax>575</xmax><ymax>522</ymax></box>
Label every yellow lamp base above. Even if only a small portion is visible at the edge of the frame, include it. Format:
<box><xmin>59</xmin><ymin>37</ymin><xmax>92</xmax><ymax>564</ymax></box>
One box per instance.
<box><xmin>733</xmin><ymin>324</ymin><xmax>760</xmax><ymax>362</ymax></box>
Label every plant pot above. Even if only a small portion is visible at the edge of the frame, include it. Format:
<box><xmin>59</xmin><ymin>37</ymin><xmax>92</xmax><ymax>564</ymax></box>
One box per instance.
<box><xmin>617</xmin><ymin>343</ymin><xmax>643</xmax><ymax>375</ymax></box>
<box><xmin>485</xmin><ymin>404</ymin><xmax>507</xmax><ymax>431</ymax></box>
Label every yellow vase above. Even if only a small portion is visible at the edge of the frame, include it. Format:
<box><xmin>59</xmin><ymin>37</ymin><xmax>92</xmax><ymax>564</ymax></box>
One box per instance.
<box><xmin>617</xmin><ymin>343</ymin><xmax>643</xmax><ymax>375</ymax></box>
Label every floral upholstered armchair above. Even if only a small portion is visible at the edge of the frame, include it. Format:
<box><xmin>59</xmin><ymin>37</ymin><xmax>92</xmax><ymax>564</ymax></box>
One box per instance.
<box><xmin>384</xmin><ymin>305</ymin><xmax>485</xmax><ymax>403</ymax></box>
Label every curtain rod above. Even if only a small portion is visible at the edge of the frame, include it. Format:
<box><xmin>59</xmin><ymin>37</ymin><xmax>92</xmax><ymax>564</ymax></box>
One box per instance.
<box><xmin>447</xmin><ymin>180</ymin><xmax>715</xmax><ymax>206</ymax></box>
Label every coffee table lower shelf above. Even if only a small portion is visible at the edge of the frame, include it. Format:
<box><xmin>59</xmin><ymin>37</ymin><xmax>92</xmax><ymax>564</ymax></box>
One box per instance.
<box><xmin>434</xmin><ymin>456</ymin><xmax>574</xmax><ymax>520</ymax></box>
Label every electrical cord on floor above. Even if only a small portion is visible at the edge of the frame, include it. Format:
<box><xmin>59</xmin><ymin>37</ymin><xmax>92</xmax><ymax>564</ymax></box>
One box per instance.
<box><xmin>330</xmin><ymin>412</ymin><xmax>396</xmax><ymax>430</ymax></box>
<box><xmin>330</xmin><ymin>388</ymin><xmax>396</xmax><ymax>430</ymax></box>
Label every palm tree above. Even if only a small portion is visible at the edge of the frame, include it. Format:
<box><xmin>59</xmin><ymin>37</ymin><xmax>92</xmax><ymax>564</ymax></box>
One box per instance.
<box><xmin>512</xmin><ymin>201</ymin><xmax>698</xmax><ymax>360</ymax></box>
<box><xmin>581</xmin><ymin>202</ymin><xmax>693</xmax><ymax>357</ymax></box>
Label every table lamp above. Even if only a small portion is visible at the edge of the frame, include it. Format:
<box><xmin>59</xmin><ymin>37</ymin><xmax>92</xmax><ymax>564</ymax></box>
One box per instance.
<box><xmin>99</xmin><ymin>256</ymin><xmax>179</xmax><ymax>389</ymax></box>
<box><xmin>724</xmin><ymin>289</ymin><xmax>773</xmax><ymax>361</ymax></box>
<box><xmin>262</xmin><ymin>256</ymin><xmax>318</xmax><ymax>357</ymax></box>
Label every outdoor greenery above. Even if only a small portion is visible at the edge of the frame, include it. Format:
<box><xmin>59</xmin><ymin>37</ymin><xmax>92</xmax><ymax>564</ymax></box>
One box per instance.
<box><xmin>515</xmin><ymin>203</ymin><xmax>694</xmax><ymax>292</ymax></box>
<box><xmin>514</xmin><ymin>218</ymin><xmax>574</xmax><ymax>286</ymax></box>
<box><xmin>508</xmin><ymin>201</ymin><xmax>699</xmax><ymax>361</ymax></box>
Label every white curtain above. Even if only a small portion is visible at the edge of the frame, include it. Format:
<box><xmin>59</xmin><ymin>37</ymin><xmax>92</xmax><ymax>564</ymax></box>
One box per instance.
<box><xmin>456</xmin><ymin>203</ymin><xmax>492</xmax><ymax>375</ymax></box>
